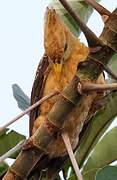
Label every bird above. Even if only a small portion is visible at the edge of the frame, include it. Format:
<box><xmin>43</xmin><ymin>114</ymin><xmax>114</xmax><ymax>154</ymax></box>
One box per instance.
<box><xmin>29</xmin><ymin>8</ymin><xmax>104</xmax><ymax>178</ymax></box>
<box><xmin>30</xmin><ymin>8</ymin><xmax>88</xmax><ymax>156</ymax></box>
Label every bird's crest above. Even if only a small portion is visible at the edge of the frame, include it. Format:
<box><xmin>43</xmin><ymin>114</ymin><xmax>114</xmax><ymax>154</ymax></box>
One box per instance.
<box><xmin>44</xmin><ymin>8</ymin><xmax>72</xmax><ymax>63</ymax></box>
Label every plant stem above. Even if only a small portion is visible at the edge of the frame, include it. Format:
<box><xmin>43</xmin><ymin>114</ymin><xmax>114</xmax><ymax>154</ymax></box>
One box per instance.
<box><xmin>0</xmin><ymin>91</ymin><xmax>59</xmax><ymax>133</ymax></box>
<box><xmin>88</xmin><ymin>56</ymin><xmax>117</xmax><ymax>81</ymax></box>
<box><xmin>58</xmin><ymin>0</ymin><xmax>101</xmax><ymax>47</ymax></box>
<box><xmin>62</xmin><ymin>132</ymin><xmax>83</xmax><ymax>180</ymax></box>
<box><xmin>85</xmin><ymin>0</ymin><xmax>111</xmax><ymax>16</ymax></box>
<box><xmin>78</xmin><ymin>82</ymin><xmax>117</xmax><ymax>93</ymax></box>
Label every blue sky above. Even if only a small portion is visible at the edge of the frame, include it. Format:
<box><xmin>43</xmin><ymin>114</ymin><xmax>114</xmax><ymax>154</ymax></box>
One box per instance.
<box><xmin>0</xmin><ymin>0</ymin><xmax>116</xmax><ymax>137</ymax></box>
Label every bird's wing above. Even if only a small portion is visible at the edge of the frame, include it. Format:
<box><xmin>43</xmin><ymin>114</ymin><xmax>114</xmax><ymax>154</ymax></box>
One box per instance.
<box><xmin>29</xmin><ymin>54</ymin><xmax>49</xmax><ymax>136</ymax></box>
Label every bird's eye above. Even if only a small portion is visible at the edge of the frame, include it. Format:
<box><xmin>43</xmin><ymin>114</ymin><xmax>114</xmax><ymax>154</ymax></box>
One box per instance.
<box><xmin>64</xmin><ymin>43</ymin><xmax>68</xmax><ymax>52</ymax></box>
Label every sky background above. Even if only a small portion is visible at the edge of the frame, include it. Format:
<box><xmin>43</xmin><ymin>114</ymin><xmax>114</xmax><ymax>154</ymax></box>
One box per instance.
<box><xmin>0</xmin><ymin>0</ymin><xmax>116</xmax><ymax>138</ymax></box>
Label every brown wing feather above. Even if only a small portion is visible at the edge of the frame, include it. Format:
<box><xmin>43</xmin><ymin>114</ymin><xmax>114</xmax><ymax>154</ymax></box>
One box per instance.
<box><xmin>29</xmin><ymin>54</ymin><xmax>49</xmax><ymax>136</ymax></box>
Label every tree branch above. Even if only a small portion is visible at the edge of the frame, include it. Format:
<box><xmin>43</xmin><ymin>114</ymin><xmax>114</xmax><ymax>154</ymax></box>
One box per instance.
<box><xmin>85</xmin><ymin>0</ymin><xmax>111</xmax><ymax>16</ymax></box>
<box><xmin>100</xmin><ymin>8</ymin><xmax>117</xmax><ymax>52</ymax></box>
<box><xmin>88</xmin><ymin>56</ymin><xmax>117</xmax><ymax>81</ymax></box>
<box><xmin>58</xmin><ymin>0</ymin><xmax>102</xmax><ymax>47</ymax></box>
<box><xmin>62</xmin><ymin>132</ymin><xmax>83</xmax><ymax>180</ymax></box>
<box><xmin>0</xmin><ymin>91</ymin><xmax>59</xmax><ymax>133</ymax></box>
<box><xmin>78</xmin><ymin>82</ymin><xmax>117</xmax><ymax>93</ymax></box>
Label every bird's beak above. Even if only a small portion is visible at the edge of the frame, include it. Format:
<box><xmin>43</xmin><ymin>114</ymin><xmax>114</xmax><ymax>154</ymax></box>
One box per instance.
<box><xmin>54</xmin><ymin>61</ymin><xmax>63</xmax><ymax>81</ymax></box>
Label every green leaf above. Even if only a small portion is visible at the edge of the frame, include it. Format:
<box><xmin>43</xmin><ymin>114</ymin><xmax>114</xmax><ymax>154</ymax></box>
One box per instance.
<box><xmin>82</xmin><ymin>127</ymin><xmax>117</xmax><ymax>180</ymax></box>
<box><xmin>0</xmin><ymin>162</ymin><xmax>9</xmax><ymax>176</ymax></box>
<box><xmin>76</xmin><ymin>91</ymin><xmax>117</xmax><ymax>168</ymax></box>
<box><xmin>108</xmin><ymin>54</ymin><xmax>117</xmax><ymax>75</ymax></box>
<box><xmin>68</xmin><ymin>174</ymin><xmax>76</xmax><ymax>180</ymax></box>
<box><xmin>12</xmin><ymin>84</ymin><xmax>30</xmax><ymax>111</ymax></box>
<box><xmin>0</xmin><ymin>129</ymin><xmax>26</xmax><ymax>159</ymax></box>
<box><xmin>96</xmin><ymin>166</ymin><xmax>117</xmax><ymax>180</ymax></box>
<box><xmin>50</xmin><ymin>0</ymin><xmax>100</xmax><ymax>36</ymax></box>
<box><xmin>63</xmin><ymin>162</ymin><xmax>71</xmax><ymax>179</ymax></box>
<box><xmin>107</xmin><ymin>54</ymin><xmax>117</xmax><ymax>83</ymax></box>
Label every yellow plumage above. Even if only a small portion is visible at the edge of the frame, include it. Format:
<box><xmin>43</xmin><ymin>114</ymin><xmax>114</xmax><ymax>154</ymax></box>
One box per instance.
<box><xmin>32</xmin><ymin>9</ymin><xmax>88</xmax><ymax>134</ymax></box>
<box><xmin>31</xmin><ymin>9</ymin><xmax>103</xmax><ymax>157</ymax></box>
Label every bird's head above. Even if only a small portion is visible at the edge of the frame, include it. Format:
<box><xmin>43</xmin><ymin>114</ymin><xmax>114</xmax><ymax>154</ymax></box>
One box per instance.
<box><xmin>44</xmin><ymin>8</ymin><xmax>73</xmax><ymax>80</ymax></box>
